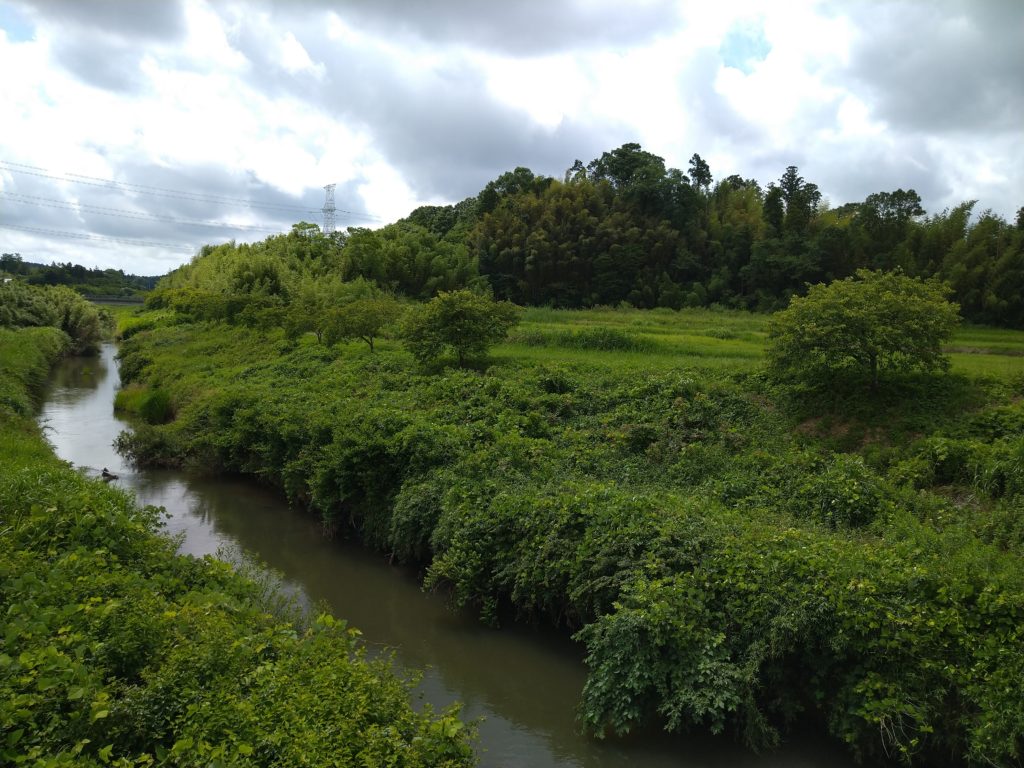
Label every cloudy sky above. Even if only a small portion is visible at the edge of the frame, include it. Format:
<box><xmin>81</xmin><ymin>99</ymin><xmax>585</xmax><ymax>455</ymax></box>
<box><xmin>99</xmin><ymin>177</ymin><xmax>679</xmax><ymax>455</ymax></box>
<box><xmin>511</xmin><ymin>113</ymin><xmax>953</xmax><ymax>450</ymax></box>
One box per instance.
<box><xmin>0</xmin><ymin>0</ymin><xmax>1021</xmax><ymax>276</ymax></box>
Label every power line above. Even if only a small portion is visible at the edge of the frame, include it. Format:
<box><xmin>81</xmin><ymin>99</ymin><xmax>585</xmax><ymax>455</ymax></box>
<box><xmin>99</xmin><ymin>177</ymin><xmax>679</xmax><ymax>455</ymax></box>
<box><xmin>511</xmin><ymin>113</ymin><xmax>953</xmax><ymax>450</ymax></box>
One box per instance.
<box><xmin>0</xmin><ymin>222</ymin><xmax>194</xmax><ymax>251</ymax></box>
<box><xmin>0</xmin><ymin>159</ymin><xmax>383</xmax><ymax>221</ymax></box>
<box><xmin>0</xmin><ymin>191</ymin><xmax>287</xmax><ymax>233</ymax></box>
<box><xmin>0</xmin><ymin>163</ymin><xmax>322</xmax><ymax>214</ymax></box>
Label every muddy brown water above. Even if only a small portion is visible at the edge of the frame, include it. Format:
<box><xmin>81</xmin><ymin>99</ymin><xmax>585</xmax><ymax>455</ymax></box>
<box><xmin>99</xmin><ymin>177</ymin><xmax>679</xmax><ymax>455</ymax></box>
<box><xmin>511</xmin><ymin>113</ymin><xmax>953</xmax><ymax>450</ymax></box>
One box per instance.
<box><xmin>38</xmin><ymin>344</ymin><xmax>862</xmax><ymax>768</ymax></box>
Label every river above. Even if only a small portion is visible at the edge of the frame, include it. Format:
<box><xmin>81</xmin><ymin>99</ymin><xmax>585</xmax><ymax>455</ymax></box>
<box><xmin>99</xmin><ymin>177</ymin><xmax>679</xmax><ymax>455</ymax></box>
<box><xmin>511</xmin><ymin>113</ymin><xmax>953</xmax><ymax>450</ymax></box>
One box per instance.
<box><xmin>38</xmin><ymin>344</ymin><xmax>861</xmax><ymax>768</ymax></box>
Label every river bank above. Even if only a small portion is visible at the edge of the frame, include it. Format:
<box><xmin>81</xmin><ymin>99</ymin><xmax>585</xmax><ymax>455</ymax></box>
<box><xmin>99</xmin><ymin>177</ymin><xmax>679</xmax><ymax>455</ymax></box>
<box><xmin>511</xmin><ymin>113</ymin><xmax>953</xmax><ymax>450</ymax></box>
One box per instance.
<box><xmin>0</xmin><ymin>328</ymin><xmax>474</xmax><ymax>767</ymax></box>
<box><xmin>113</xmin><ymin>311</ymin><xmax>1024</xmax><ymax>767</ymax></box>
<box><xmin>39</xmin><ymin>342</ymin><xmax>864</xmax><ymax>767</ymax></box>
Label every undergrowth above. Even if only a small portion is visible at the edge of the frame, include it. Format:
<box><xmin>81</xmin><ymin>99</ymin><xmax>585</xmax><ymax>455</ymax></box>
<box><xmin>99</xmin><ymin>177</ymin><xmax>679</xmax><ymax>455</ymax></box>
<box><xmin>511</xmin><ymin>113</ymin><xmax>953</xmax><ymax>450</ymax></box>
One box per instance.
<box><xmin>112</xmin><ymin>309</ymin><xmax>1024</xmax><ymax>767</ymax></box>
<box><xmin>0</xmin><ymin>327</ymin><xmax>474</xmax><ymax>767</ymax></box>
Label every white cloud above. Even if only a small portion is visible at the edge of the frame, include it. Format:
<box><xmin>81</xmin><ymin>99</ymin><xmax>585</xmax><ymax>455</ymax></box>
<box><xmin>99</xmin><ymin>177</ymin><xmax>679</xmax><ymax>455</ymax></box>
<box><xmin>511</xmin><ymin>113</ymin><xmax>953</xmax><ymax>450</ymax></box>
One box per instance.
<box><xmin>0</xmin><ymin>0</ymin><xmax>1020</xmax><ymax>275</ymax></box>
<box><xmin>280</xmin><ymin>31</ymin><xmax>325</xmax><ymax>79</ymax></box>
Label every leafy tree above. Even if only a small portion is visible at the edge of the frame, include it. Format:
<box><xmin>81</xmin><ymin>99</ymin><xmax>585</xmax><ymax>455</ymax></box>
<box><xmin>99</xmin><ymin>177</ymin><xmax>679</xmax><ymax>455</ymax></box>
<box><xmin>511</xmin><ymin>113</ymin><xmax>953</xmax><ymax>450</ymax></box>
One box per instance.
<box><xmin>1</xmin><ymin>252</ymin><xmax>25</xmax><ymax>274</ymax></box>
<box><xmin>399</xmin><ymin>290</ymin><xmax>520</xmax><ymax>368</ymax></box>
<box><xmin>324</xmin><ymin>296</ymin><xmax>402</xmax><ymax>352</ymax></box>
<box><xmin>476</xmin><ymin>167</ymin><xmax>552</xmax><ymax>215</ymax></box>
<box><xmin>859</xmin><ymin>189</ymin><xmax>925</xmax><ymax>270</ymax></box>
<box><xmin>688</xmin><ymin>153</ymin><xmax>712</xmax><ymax>194</ymax></box>
<box><xmin>587</xmin><ymin>143</ymin><xmax>676</xmax><ymax>217</ymax></box>
<box><xmin>767</xmin><ymin>269</ymin><xmax>960</xmax><ymax>389</ymax></box>
<box><xmin>284</xmin><ymin>275</ymin><xmax>353</xmax><ymax>343</ymax></box>
<box><xmin>587</xmin><ymin>143</ymin><xmax>667</xmax><ymax>191</ymax></box>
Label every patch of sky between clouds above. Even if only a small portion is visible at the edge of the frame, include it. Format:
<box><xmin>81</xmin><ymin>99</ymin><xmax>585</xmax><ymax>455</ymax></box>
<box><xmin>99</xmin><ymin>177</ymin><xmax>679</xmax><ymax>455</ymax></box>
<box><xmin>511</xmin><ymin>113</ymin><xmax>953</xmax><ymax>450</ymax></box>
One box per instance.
<box><xmin>719</xmin><ymin>18</ymin><xmax>770</xmax><ymax>74</ymax></box>
<box><xmin>0</xmin><ymin>1</ymin><xmax>33</xmax><ymax>42</ymax></box>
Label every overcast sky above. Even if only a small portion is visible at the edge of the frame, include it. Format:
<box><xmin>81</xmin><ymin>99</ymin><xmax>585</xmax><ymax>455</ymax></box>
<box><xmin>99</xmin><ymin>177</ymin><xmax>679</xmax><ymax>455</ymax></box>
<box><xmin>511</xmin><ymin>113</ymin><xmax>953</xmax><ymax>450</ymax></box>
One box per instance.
<box><xmin>1</xmin><ymin>0</ymin><xmax>1021</xmax><ymax>276</ymax></box>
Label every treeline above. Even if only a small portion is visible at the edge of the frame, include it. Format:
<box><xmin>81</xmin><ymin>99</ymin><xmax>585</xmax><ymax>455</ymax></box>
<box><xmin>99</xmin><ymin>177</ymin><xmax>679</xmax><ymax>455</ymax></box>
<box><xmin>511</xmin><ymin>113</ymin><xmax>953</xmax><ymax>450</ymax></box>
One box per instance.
<box><xmin>469</xmin><ymin>152</ymin><xmax>1024</xmax><ymax>324</ymax></box>
<box><xmin>1</xmin><ymin>252</ymin><xmax>159</xmax><ymax>297</ymax></box>
<box><xmin>150</xmin><ymin>143</ymin><xmax>1024</xmax><ymax>327</ymax></box>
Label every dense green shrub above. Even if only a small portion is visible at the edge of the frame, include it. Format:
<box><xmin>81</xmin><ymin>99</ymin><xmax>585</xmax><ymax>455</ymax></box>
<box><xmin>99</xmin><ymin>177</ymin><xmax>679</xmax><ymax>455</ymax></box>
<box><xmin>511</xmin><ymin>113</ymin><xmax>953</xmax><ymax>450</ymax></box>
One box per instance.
<box><xmin>0</xmin><ymin>328</ymin><xmax>475</xmax><ymax>767</ymax></box>
<box><xmin>768</xmin><ymin>270</ymin><xmax>960</xmax><ymax>390</ymax></box>
<box><xmin>0</xmin><ymin>281</ymin><xmax>109</xmax><ymax>354</ymax></box>
<box><xmin>400</xmin><ymin>289</ymin><xmax>520</xmax><ymax>367</ymax></box>
<box><xmin>110</xmin><ymin>314</ymin><xmax>1024</xmax><ymax>766</ymax></box>
<box><xmin>114</xmin><ymin>385</ymin><xmax>173</xmax><ymax>425</ymax></box>
<box><xmin>0</xmin><ymin>279</ymin><xmax>59</xmax><ymax>328</ymax></box>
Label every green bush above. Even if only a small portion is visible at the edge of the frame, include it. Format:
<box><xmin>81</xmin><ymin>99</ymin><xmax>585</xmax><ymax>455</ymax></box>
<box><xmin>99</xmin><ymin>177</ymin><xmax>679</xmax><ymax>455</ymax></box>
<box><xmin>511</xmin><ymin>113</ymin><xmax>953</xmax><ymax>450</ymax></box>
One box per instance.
<box><xmin>768</xmin><ymin>270</ymin><xmax>960</xmax><ymax>390</ymax></box>
<box><xmin>139</xmin><ymin>389</ymin><xmax>173</xmax><ymax>425</ymax></box>
<box><xmin>400</xmin><ymin>290</ymin><xmax>520</xmax><ymax>368</ymax></box>
<box><xmin>105</xmin><ymin>313</ymin><xmax>1024</xmax><ymax>766</ymax></box>
<box><xmin>0</xmin><ymin>327</ymin><xmax>475</xmax><ymax>767</ymax></box>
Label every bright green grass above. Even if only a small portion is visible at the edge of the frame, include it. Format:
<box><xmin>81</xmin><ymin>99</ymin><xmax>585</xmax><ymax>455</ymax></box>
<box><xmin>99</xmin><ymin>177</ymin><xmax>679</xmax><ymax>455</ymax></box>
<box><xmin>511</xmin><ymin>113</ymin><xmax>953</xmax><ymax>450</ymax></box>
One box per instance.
<box><xmin>503</xmin><ymin>306</ymin><xmax>766</xmax><ymax>372</ymax></box>
<box><xmin>503</xmin><ymin>307</ymin><xmax>1024</xmax><ymax>380</ymax></box>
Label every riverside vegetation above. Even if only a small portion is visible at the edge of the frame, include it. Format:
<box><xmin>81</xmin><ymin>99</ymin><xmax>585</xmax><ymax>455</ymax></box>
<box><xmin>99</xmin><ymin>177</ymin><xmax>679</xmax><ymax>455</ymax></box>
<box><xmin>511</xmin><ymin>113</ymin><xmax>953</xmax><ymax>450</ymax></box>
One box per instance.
<box><xmin>0</xmin><ymin>287</ymin><xmax>474</xmax><ymax>766</ymax></box>
<box><xmin>111</xmin><ymin>229</ymin><xmax>1024</xmax><ymax>766</ymax></box>
<box><xmin>6</xmin><ymin>139</ymin><xmax>1024</xmax><ymax>766</ymax></box>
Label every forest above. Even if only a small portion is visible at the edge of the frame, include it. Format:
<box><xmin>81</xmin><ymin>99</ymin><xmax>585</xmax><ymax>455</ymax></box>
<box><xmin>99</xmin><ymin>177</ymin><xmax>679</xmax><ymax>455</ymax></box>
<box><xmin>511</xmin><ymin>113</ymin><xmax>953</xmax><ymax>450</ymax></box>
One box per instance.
<box><xmin>150</xmin><ymin>143</ymin><xmax>1024</xmax><ymax>327</ymax></box>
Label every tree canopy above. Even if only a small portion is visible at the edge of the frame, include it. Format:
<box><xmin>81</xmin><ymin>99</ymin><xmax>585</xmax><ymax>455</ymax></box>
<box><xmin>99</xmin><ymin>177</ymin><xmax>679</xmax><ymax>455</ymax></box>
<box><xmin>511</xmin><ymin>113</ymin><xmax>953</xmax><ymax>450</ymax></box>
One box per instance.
<box><xmin>324</xmin><ymin>295</ymin><xmax>402</xmax><ymax>352</ymax></box>
<box><xmin>143</xmin><ymin>141</ymin><xmax>1024</xmax><ymax>330</ymax></box>
<box><xmin>767</xmin><ymin>269</ymin><xmax>961</xmax><ymax>389</ymax></box>
<box><xmin>399</xmin><ymin>290</ymin><xmax>519</xmax><ymax>368</ymax></box>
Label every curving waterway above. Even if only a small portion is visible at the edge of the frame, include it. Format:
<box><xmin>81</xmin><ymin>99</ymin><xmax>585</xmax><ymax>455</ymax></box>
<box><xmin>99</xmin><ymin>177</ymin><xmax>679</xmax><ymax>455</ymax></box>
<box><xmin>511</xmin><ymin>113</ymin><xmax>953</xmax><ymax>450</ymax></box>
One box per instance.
<box><xmin>39</xmin><ymin>344</ymin><xmax>862</xmax><ymax>768</ymax></box>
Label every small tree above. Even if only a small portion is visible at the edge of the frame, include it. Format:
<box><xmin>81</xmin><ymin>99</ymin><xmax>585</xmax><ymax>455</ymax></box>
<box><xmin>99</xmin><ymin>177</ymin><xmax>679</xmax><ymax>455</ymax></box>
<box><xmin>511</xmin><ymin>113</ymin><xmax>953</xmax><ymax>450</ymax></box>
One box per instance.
<box><xmin>767</xmin><ymin>270</ymin><xmax>960</xmax><ymax>390</ymax></box>
<box><xmin>400</xmin><ymin>290</ymin><xmax>520</xmax><ymax>368</ymax></box>
<box><xmin>323</xmin><ymin>296</ymin><xmax>401</xmax><ymax>352</ymax></box>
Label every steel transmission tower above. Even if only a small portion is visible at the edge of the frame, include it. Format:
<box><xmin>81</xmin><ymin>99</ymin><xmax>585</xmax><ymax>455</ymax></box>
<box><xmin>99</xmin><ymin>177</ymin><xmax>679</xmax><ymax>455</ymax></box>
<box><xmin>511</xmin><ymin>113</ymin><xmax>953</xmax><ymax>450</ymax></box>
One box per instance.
<box><xmin>322</xmin><ymin>183</ymin><xmax>336</xmax><ymax>234</ymax></box>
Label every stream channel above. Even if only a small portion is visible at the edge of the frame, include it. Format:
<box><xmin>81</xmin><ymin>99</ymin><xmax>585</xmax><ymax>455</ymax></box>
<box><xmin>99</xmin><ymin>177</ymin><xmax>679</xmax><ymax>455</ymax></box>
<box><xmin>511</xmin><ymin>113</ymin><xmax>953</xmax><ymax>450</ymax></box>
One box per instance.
<box><xmin>38</xmin><ymin>344</ymin><xmax>862</xmax><ymax>768</ymax></box>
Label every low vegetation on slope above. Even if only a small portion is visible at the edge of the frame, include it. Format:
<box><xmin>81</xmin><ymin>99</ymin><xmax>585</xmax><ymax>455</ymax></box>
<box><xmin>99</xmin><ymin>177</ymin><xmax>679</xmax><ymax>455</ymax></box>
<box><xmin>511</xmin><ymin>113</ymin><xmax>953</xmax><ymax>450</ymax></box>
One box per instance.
<box><xmin>114</xmin><ymin>302</ymin><xmax>1024</xmax><ymax>766</ymax></box>
<box><xmin>0</xmin><ymin>327</ymin><xmax>474</xmax><ymax>767</ymax></box>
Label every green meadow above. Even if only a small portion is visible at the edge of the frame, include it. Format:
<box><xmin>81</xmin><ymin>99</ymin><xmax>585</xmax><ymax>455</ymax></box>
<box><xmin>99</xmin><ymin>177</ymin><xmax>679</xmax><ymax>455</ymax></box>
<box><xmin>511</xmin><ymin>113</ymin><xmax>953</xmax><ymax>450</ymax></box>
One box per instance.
<box><xmin>495</xmin><ymin>307</ymin><xmax>1024</xmax><ymax>379</ymax></box>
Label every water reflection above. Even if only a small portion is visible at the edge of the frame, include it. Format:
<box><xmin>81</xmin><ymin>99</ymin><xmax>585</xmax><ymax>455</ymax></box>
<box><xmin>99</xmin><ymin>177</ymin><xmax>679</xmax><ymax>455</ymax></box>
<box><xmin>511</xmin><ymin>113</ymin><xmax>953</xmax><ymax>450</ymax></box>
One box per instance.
<box><xmin>38</xmin><ymin>345</ymin><xmax>861</xmax><ymax>768</ymax></box>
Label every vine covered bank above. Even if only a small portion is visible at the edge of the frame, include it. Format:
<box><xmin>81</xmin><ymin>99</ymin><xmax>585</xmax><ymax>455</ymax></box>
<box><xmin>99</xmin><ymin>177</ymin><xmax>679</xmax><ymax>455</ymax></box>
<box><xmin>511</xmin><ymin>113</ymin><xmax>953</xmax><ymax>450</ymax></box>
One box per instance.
<box><xmin>0</xmin><ymin>326</ymin><xmax>473</xmax><ymax>767</ymax></box>
<box><xmin>115</xmin><ymin>307</ymin><xmax>1024</xmax><ymax>767</ymax></box>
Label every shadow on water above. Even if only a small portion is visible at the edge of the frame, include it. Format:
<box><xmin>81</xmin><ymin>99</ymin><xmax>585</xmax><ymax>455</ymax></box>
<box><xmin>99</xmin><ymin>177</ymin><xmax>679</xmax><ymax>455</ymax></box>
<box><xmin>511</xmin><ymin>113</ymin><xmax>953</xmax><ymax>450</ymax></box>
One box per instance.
<box><xmin>38</xmin><ymin>344</ymin><xmax>864</xmax><ymax>768</ymax></box>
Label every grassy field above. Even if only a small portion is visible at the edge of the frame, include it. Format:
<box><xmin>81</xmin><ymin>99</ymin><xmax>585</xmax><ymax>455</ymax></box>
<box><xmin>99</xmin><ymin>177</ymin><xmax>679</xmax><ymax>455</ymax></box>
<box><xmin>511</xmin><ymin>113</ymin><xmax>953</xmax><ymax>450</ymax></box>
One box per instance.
<box><xmin>489</xmin><ymin>306</ymin><xmax>1024</xmax><ymax>379</ymax></box>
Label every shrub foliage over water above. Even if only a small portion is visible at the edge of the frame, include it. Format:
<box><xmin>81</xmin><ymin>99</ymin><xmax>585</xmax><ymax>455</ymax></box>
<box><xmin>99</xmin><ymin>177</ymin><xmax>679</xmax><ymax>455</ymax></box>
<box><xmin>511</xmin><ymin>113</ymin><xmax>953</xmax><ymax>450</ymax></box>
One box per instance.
<box><xmin>0</xmin><ymin>328</ymin><xmax>474</xmax><ymax>767</ymax></box>
<box><xmin>112</xmin><ymin>301</ymin><xmax>1024</xmax><ymax>766</ymax></box>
